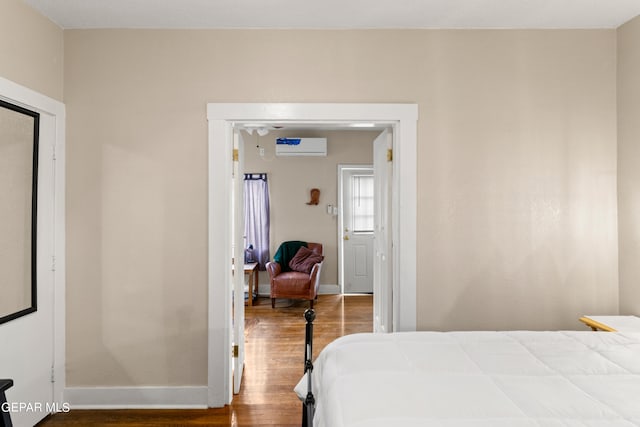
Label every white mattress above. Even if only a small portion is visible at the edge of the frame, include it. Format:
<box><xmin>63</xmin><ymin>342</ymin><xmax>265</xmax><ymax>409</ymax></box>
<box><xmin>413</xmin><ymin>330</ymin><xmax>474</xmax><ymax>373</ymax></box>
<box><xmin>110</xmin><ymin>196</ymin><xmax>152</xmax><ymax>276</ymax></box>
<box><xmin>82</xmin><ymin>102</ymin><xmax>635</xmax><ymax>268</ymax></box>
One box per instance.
<box><xmin>295</xmin><ymin>331</ymin><xmax>640</xmax><ymax>427</ymax></box>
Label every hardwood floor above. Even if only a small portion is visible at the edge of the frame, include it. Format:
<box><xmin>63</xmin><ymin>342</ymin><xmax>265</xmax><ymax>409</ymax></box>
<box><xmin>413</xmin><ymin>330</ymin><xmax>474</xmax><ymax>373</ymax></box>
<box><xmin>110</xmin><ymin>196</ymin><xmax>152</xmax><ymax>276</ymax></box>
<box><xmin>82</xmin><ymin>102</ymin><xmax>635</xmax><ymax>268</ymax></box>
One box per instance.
<box><xmin>38</xmin><ymin>294</ymin><xmax>373</xmax><ymax>426</ymax></box>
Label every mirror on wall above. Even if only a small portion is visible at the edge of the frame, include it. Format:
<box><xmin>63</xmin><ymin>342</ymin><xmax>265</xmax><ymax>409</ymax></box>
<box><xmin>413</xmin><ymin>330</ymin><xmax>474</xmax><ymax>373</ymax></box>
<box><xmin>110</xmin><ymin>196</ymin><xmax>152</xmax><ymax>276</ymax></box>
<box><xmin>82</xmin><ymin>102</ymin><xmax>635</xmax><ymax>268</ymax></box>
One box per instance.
<box><xmin>0</xmin><ymin>99</ymin><xmax>39</xmax><ymax>325</ymax></box>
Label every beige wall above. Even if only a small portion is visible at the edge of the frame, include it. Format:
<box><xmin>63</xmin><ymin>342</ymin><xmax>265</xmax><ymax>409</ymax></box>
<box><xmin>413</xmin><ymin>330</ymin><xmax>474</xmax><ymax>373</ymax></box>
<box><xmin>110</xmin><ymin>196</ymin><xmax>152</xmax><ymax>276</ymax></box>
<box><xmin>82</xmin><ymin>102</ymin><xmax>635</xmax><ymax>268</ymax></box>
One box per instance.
<box><xmin>0</xmin><ymin>0</ymin><xmax>63</xmax><ymax>101</ymax></box>
<box><xmin>63</xmin><ymin>29</ymin><xmax>618</xmax><ymax>386</ymax></box>
<box><xmin>618</xmin><ymin>16</ymin><xmax>640</xmax><ymax>316</ymax></box>
<box><xmin>419</xmin><ymin>31</ymin><xmax>618</xmax><ymax>331</ymax></box>
<box><xmin>243</xmin><ymin>129</ymin><xmax>375</xmax><ymax>287</ymax></box>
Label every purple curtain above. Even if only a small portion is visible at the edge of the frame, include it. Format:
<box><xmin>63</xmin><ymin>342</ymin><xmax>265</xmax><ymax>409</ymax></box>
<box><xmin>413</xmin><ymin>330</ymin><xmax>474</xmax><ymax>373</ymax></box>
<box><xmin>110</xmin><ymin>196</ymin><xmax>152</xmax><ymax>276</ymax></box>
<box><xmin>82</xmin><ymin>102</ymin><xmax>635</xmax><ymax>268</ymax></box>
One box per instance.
<box><xmin>244</xmin><ymin>173</ymin><xmax>270</xmax><ymax>270</ymax></box>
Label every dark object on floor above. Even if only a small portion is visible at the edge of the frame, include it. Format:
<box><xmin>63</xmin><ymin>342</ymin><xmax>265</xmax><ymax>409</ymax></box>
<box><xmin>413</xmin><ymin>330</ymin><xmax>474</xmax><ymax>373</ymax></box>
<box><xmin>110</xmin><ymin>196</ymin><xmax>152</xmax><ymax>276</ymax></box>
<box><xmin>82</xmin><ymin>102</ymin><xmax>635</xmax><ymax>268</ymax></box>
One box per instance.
<box><xmin>0</xmin><ymin>379</ymin><xmax>14</xmax><ymax>427</ymax></box>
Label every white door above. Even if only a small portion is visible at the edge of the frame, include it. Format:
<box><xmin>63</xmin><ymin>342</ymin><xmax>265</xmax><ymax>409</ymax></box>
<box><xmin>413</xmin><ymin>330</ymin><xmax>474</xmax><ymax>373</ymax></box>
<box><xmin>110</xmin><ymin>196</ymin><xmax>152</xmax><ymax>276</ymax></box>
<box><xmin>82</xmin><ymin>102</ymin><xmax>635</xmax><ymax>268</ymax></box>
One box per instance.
<box><xmin>373</xmin><ymin>129</ymin><xmax>393</xmax><ymax>333</ymax></box>
<box><xmin>0</xmin><ymin>109</ymin><xmax>57</xmax><ymax>427</ymax></box>
<box><xmin>232</xmin><ymin>130</ymin><xmax>245</xmax><ymax>395</ymax></box>
<box><xmin>341</xmin><ymin>167</ymin><xmax>374</xmax><ymax>293</ymax></box>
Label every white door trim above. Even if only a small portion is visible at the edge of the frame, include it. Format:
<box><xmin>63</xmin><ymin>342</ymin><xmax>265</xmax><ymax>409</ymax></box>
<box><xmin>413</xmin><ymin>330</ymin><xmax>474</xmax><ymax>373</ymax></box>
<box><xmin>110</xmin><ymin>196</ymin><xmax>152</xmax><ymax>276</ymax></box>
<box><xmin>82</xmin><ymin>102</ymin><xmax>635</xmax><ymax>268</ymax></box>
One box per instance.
<box><xmin>206</xmin><ymin>103</ymin><xmax>417</xmax><ymax>407</ymax></box>
<box><xmin>0</xmin><ymin>76</ymin><xmax>66</xmax><ymax>407</ymax></box>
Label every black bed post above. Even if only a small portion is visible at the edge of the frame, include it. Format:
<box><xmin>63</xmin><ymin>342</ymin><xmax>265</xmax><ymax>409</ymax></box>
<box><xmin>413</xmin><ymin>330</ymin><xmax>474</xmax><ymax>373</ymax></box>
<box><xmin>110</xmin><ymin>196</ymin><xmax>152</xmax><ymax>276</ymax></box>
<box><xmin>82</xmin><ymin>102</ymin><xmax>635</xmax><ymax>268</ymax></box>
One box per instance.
<box><xmin>302</xmin><ymin>308</ymin><xmax>315</xmax><ymax>427</ymax></box>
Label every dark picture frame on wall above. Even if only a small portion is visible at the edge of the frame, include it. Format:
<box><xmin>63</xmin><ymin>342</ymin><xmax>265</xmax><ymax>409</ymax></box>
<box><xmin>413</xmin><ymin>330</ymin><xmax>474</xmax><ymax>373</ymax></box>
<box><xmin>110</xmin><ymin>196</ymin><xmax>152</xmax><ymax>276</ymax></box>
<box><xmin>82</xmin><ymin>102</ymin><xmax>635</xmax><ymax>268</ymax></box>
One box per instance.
<box><xmin>0</xmin><ymin>99</ymin><xmax>39</xmax><ymax>325</ymax></box>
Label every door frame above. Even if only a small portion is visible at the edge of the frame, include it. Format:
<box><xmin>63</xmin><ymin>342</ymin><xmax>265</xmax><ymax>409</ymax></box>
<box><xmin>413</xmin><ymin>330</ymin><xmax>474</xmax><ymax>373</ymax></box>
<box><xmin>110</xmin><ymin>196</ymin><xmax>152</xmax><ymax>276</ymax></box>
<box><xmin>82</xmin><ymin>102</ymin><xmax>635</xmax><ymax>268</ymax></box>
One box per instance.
<box><xmin>0</xmin><ymin>76</ymin><xmax>66</xmax><ymax>410</ymax></box>
<box><xmin>207</xmin><ymin>103</ymin><xmax>417</xmax><ymax>407</ymax></box>
<box><xmin>338</xmin><ymin>164</ymin><xmax>374</xmax><ymax>294</ymax></box>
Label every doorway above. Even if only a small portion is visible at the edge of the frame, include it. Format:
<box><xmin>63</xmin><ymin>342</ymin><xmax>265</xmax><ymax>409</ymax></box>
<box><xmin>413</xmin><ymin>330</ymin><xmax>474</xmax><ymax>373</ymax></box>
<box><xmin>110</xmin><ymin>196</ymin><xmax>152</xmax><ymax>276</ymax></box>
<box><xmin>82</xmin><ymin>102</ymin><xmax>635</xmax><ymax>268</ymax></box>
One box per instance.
<box><xmin>207</xmin><ymin>103</ymin><xmax>418</xmax><ymax>407</ymax></box>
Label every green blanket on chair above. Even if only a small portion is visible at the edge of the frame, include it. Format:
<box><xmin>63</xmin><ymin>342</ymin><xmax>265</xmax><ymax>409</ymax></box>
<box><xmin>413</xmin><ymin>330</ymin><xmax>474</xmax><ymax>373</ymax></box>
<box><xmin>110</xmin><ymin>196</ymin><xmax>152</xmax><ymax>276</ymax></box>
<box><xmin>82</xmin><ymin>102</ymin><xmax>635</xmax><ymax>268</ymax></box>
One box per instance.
<box><xmin>273</xmin><ymin>240</ymin><xmax>308</xmax><ymax>272</ymax></box>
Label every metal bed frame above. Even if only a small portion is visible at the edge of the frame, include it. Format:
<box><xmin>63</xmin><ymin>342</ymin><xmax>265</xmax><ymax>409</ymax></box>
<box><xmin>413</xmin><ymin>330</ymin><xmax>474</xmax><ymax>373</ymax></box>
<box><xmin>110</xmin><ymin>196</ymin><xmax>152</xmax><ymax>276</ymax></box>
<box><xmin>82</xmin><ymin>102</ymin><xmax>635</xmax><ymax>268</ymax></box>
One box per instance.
<box><xmin>302</xmin><ymin>309</ymin><xmax>315</xmax><ymax>427</ymax></box>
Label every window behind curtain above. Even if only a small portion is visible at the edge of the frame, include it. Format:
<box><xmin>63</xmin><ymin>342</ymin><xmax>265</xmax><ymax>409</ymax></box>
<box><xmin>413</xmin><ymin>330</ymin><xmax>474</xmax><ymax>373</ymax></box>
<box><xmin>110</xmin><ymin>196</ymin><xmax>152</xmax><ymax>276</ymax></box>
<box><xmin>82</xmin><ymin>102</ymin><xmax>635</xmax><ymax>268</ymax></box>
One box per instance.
<box><xmin>244</xmin><ymin>173</ymin><xmax>270</xmax><ymax>270</ymax></box>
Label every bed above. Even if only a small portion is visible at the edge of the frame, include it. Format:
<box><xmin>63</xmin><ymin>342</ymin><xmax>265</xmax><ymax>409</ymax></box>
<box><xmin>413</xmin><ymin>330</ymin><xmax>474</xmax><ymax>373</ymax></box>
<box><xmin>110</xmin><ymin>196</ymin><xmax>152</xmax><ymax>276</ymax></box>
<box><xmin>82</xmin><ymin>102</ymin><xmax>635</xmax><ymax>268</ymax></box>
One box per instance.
<box><xmin>295</xmin><ymin>311</ymin><xmax>640</xmax><ymax>427</ymax></box>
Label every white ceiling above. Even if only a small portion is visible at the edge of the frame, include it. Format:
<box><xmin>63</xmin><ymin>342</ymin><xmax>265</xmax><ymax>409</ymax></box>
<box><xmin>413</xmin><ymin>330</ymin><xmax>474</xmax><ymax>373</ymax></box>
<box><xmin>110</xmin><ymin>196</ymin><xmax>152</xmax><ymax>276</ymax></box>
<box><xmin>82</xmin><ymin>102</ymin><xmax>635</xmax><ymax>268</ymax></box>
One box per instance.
<box><xmin>22</xmin><ymin>0</ymin><xmax>640</xmax><ymax>30</ymax></box>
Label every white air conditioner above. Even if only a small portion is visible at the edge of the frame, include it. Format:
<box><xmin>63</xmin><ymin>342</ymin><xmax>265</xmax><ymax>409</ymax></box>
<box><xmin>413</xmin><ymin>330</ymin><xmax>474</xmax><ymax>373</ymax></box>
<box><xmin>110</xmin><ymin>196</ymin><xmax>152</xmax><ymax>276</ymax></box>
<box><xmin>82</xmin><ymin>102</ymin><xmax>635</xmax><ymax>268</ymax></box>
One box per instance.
<box><xmin>275</xmin><ymin>137</ymin><xmax>327</xmax><ymax>157</ymax></box>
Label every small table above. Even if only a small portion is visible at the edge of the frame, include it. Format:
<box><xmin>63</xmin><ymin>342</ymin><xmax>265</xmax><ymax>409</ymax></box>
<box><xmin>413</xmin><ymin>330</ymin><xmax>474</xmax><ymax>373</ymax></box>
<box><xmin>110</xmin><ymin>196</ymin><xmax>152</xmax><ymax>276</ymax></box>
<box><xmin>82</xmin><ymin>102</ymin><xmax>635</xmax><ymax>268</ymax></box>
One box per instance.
<box><xmin>244</xmin><ymin>262</ymin><xmax>259</xmax><ymax>306</ymax></box>
<box><xmin>579</xmin><ymin>315</ymin><xmax>640</xmax><ymax>332</ymax></box>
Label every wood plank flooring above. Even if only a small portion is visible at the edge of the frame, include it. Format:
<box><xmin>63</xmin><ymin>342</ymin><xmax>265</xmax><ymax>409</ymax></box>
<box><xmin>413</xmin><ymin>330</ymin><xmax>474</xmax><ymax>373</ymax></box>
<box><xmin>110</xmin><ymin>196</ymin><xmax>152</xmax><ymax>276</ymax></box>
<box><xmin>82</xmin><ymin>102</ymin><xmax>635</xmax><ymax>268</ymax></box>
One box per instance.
<box><xmin>38</xmin><ymin>294</ymin><xmax>373</xmax><ymax>426</ymax></box>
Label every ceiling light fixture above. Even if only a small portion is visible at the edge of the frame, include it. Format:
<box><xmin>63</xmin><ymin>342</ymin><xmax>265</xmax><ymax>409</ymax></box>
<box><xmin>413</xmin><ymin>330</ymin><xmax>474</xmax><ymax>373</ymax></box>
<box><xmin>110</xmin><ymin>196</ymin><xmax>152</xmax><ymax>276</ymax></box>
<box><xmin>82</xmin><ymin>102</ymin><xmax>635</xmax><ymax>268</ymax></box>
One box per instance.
<box><xmin>244</xmin><ymin>123</ymin><xmax>271</xmax><ymax>136</ymax></box>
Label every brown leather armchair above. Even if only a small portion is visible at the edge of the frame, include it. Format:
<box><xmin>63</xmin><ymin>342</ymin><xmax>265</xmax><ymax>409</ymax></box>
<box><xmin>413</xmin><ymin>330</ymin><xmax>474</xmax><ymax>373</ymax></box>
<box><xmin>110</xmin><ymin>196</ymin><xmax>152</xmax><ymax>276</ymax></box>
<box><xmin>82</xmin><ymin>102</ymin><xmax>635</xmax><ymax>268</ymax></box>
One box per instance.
<box><xmin>266</xmin><ymin>242</ymin><xmax>323</xmax><ymax>308</ymax></box>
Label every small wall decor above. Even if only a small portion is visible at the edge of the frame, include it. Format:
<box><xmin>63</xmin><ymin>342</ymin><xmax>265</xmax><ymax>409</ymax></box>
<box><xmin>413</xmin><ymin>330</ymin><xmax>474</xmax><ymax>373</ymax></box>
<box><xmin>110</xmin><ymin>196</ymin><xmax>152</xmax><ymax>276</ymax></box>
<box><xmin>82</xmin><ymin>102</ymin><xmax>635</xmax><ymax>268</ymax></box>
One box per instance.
<box><xmin>306</xmin><ymin>188</ymin><xmax>320</xmax><ymax>205</ymax></box>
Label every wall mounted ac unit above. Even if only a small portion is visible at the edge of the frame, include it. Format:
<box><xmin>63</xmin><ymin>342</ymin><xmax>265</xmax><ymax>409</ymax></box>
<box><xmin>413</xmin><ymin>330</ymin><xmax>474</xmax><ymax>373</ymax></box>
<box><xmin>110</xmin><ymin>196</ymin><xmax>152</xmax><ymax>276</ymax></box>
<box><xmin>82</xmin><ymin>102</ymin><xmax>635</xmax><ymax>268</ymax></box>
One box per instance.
<box><xmin>275</xmin><ymin>138</ymin><xmax>327</xmax><ymax>157</ymax></box>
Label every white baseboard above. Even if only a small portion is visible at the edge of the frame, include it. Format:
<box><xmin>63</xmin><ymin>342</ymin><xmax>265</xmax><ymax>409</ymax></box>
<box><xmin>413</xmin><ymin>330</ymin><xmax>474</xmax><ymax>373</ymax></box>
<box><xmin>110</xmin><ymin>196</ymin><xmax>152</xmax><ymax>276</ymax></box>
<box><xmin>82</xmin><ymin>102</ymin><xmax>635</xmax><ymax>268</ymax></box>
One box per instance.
<box><xmin>258</xmin><ymin>284</ymin><xmax>270</xmax><ymax>296</ymax></box>
<box><xmin>318</xmin><ymin>284</ymin><xmax>340</xmax><ymax>295</ymax></box>
<box><xmin>257</xmin><ymin>283</ymin><xmax>340</xmax><ymax>297</ymax></box>
<box><xmin>65</xmin><ymin>386</ymin><xmax>208</xmax><ymax>409</ymax></box>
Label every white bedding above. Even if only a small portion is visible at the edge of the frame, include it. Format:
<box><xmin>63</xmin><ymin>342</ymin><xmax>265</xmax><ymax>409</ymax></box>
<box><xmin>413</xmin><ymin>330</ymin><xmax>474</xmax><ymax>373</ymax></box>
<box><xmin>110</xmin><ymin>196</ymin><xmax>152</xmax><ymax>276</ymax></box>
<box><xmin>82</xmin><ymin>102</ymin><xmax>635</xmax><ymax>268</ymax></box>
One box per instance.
<box><xmin>294</xmin><ymin>331</ymin><xmax>640</xmax><ymax>427</ymax></box>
